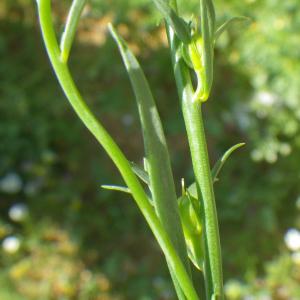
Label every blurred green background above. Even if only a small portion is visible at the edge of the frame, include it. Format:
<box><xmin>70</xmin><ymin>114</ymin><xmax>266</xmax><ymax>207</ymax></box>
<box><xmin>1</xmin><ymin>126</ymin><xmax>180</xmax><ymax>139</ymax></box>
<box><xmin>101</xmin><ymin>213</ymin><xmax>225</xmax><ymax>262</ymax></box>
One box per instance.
<box><xmin>1</xmin><ymin>0</ymin><xmax>300</xmax><ymax>299</ymax></box>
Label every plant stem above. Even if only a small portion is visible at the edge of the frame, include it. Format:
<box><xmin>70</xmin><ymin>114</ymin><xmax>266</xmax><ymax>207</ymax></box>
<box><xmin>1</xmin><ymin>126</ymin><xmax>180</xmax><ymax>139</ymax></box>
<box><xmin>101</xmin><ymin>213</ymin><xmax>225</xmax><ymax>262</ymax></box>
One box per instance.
<box><xmin>60</xmin><ymin>0</ymin><xmax>88</xmax><ymax>63</ymax></box>
<box><xmin>36</xmin><ymin>1</ymin><xmax>199</xmax><ymax>299</ymax></box>
<box><xmin>166</xmin><ymin>25</ymin><xmax>224</xmax><ymax>300</ymax></box>
<box><xmin>182</xmin><ymin>96</ymin><xmax>223</xmax><ymax>300</ymax></box>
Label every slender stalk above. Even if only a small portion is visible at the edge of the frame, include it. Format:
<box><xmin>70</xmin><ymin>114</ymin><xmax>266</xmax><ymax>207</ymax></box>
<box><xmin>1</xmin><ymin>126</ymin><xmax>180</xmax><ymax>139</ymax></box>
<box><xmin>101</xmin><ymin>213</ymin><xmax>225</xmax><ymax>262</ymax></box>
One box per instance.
<box><xmin>182</xmin><ymin>96</ymin><xmax>223</xmax><ymax>300</ymax></box>
<box><xmin>200</xmin><ymin>0</ymin><xmax>213</xmax><ymax>98</ymax></box>
<box><xmin>36</xmin><ymin>1</ymin><xmax>199</xmax><ymax>299</ymax></box>
<box><xmin>60</xmin><ymin>0</ymin><xmax>88</xmax><ymax>63</ymax></box>
<box><xmin>165</xmin><ymin>7</ymin><xmax>224</xmax><ymax>300</ymax></box>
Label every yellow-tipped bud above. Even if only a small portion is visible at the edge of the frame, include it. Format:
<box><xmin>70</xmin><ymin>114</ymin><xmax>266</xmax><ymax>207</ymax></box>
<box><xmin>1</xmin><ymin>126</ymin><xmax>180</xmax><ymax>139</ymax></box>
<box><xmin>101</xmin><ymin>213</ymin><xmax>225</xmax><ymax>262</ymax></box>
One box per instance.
<box><xmin>181</xmin><ymin>34</ymin><xmax>209</xmax><ymax>102</ymax></box>
<box><xmin>188</xmin><ymin>35</ymin><xmax>204</xmax><ymax>71</ymax></box>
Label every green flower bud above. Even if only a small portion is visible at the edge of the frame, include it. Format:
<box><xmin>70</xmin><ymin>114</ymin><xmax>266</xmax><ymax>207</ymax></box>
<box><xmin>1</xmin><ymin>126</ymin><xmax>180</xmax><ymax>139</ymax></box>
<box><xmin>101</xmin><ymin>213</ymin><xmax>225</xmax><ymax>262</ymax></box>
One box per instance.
<box><xmin>181</xmin><ymin>34</ymin><xmax>209</xmax><ymax>102</ymax></box>
<box><xmin>178</xmin><ymin>191</ymin><xmax>204</xmax><ymax>270</ymax></box>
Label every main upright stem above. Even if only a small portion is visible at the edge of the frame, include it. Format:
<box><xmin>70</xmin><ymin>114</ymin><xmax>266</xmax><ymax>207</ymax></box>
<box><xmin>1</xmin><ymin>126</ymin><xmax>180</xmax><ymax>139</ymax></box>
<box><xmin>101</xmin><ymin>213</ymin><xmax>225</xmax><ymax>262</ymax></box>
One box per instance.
<box><xmin>182</xmin><ymin>97</ymin><xmax>223</xmax><ymax>299</ymax></box>
<box><xmin>166</xmin><ymin>2</ymin><xmax>224</xmax><ymax>297</ymax></box>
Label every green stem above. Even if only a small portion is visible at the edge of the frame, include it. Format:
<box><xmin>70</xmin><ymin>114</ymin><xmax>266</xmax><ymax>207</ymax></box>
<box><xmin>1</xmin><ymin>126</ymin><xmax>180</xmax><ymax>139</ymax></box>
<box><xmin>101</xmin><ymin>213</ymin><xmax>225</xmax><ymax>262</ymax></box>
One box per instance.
<box><xmin>182</xmin><ymin>97</ymin><xmax>223</xmax><ymax>300</ymax></box>
<box><xmin>60</xmin><ymin>0</ymin><xmax>88</xmax><ymax>63</ymax></box>
<box><xmin>166</xmin><ymin>25</ymin><xmax>224</xmax><ymax>300</ymax></box>
<box><xmin>36</xmin><ymin>1</ymin><xmax>199</xmax><ymax>299</ymax></box>
<box><xmin>200</xmin><ymin>0</ymin><xmax>214</xmax><ymax>98</ymax></box>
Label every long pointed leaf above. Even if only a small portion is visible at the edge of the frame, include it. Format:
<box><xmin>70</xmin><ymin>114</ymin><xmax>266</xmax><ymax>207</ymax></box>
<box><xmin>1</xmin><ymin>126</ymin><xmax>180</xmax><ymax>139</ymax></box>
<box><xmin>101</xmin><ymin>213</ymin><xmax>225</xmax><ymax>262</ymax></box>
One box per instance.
<box><xmin>211</xmin><ymin>142</ymin><xmax>245</xmax><ymax>180</ymax></box>
<box><xmin>101</xmin><ymin>185</ymin><xmax>131</xmax><ymax>194</ymax></box>
<box><xmin>101</xmin><ymin>184</ymin><xmax>154</xmax><ymax>207</ymax></box>
<box><xmin>109</xmin><ymin>24</ymin><xmax>193</xmax><ymax>298</ymax></box>
<box><xmin>186</xmin><ymin>143</ymin><xmax>245</xmax><ymax>199</ymax></box>
<box><xmin>215</xmin><ymin>16</ymin><xmax>251</xmax><ymax>41</ymax></box>
<box><xmin>130</xmin><ymin>161</ymin><xmax>150</xmax><ymax>185</ymax></box>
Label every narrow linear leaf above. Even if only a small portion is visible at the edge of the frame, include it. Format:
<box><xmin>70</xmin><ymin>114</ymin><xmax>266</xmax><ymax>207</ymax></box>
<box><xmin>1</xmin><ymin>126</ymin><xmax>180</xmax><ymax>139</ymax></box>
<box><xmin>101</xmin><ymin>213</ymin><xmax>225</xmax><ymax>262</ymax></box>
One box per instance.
<box><xmin>109</xmin><ymin>23</ymin><xmax>192</xmax><ymax>298</ymax></box>
<box><xmin>60</xmin><ymin>0</ymin><xmax>88</xmax><ymax>63</ymax></box>
<box><xmin>151</xmin><ymin>0</ymin><xmax>190</xmax><ymax>43</ymax></box>
<box><xmin>101</xmin><ymin>184</ymin><xmax>155</xmax><ymax>208</ymax></box>
<box><xmin>215</xmin><ymin>16</ymin><xmax>251</xmax><ymax>41</ymax></box>
<box><xmin>185</xmin><ymin>143</ymin><xmax>245</xmax><ymax>199</ymax></box>
<box><xmin>211</xmin><ymin>142</ymin><xmax>245</xmax><ymax>180</ymax></box>
<box><xmin>130</xmin><ymin>161</ymin><xmax>150</xmax><ymax>185</ymax></box>
<box><xmin>101</xmin><ymin>185</ymin><xmax>131</xmax><ymax>194</ymax></box>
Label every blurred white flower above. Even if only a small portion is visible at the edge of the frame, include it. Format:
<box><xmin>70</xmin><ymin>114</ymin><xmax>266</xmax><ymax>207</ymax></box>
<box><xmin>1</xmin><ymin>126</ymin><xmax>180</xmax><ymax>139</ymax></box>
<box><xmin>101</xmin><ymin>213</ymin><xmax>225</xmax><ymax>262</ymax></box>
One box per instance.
<box><xmin>251</xmin><ymin>149</ymin><xmax>263</xmax><ymax>162</ymax></box>
<box><xmin>284</xmin><ymin>228</ymin><xmax>300</xmax><ymax>251</ymax></box>
<box><xmin>257</xmin><ymin>91</ymin><xmax>276</xmax><ymax>106</ymax></box>
<box><xmin>279</xmin><ymin>143</ymin><xmax>291</xmax><ymax>156</ymax></box>
<box><xmin>265</xmin><ymin>150</ymin><xmax>277</xmax><ymax>164</ymax></box>
<box><xmin>8</xmin><ymin>203</ymin><xmax>29</xmax><ymax>222</ymax></box>
<box><xmin>0</xmin><ymin>172</ymin><xmax>22</xmax><ymax>194</ymax></box>
<box><xmin>2</xmin><ymin>236</ymin><xmax>20</xmax><ymax>254</ymax></box>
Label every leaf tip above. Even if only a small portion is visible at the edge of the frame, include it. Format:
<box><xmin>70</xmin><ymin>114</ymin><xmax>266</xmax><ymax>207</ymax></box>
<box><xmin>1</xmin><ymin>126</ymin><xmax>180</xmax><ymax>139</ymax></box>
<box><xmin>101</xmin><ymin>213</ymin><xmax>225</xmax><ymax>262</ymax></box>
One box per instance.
<box><xmin>236</xmin><ymin>142</ymin><xmax>246</xmax><ymax>148</ymax></box>
<box><xmin>107</xmin><ymin>22</ymin><xmax>115</xmax><ymax>36</ymax></box>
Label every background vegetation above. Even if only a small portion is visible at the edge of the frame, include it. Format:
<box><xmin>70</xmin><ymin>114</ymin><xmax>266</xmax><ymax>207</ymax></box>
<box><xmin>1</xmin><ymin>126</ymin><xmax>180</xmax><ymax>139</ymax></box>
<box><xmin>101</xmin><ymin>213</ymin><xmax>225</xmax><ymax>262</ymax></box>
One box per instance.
<box><xmin>1</xmin><ymin>0</ymin><xmax>300</xmax><ymax>299</ymax></box>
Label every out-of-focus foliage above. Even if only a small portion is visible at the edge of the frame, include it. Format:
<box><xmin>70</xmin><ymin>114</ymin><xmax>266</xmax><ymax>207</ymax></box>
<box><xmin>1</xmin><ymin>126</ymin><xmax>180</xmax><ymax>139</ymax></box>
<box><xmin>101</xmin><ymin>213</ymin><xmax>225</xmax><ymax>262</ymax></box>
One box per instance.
<box><xmin>1</xmin><ymin>221</ymin><xmax>117</xmax><ymax>300</ymax></box>
<box><xmin>1</xmin><ymin>0</ymin><xmax>300</xmax><ymax>299</ymax></box>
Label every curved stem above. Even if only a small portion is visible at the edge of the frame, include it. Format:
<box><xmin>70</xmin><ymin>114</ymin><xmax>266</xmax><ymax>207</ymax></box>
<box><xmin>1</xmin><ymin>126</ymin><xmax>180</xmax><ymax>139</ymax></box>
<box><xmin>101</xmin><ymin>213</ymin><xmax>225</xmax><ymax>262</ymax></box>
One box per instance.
<box><xmin>36</xmin><ymin>1</ymin><xmax>199</xmax><ymax>299</ymax></box>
